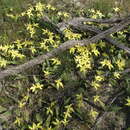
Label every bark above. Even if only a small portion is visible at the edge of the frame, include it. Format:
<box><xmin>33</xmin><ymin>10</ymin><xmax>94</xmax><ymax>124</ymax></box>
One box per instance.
<box><xmin>0</xmin><ymin>15</ymin><xmax>130</xmax><ymax>81</ymax></box>
<box><xmin>72</xmin><ymin>24</ymin><xmax>130</xmax><ymax>54</ymax></box>
<box><xmin>57</xmin><ymin>17</ymin><xmax>124</xmax><ymax>31</ymax></box>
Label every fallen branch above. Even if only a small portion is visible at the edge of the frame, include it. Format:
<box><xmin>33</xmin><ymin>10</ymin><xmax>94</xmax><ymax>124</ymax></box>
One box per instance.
<box><xmin>58</xmin><ymin>17</ymin><xmax>123</xmax><ymax>31</ymax></box>
<box><xmin>72</xmin><ymin>24</ymin><xmax>130</xmax><ymax>54</ymax></box>
<box><xmin>40</xmin><ymin>15</ymin><xmax>130</xmax><ymax>54</ymax></box>
<box><xmin>0</xmin><ymin>16</ymin><xmax>130</xmax><ymax>81</ymax></box>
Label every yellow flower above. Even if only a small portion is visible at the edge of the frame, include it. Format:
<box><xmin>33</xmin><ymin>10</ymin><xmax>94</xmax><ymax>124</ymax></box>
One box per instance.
<box><xmin>63</xmin><ymin>12</ymin><xmax>69</xmax><ymax>18</ymax></box>
<box><xmin>35</xmin><ymin>2</ymin><xmax>45</xmax><ymax>12</ymax></box>
<box><xmin>116</xmin><ymin>59</ymin><xmax>125</xmax><ymax>70</ymax></box>
<box><xmin>43</xmin><ymin>70</ymin><xmax>50</xmax><ymax>77</ymax></box>
<box><xmin>93</xmin><ymin>95</ymin><xmax>104</xmax><ymax>107</ymax></box>
<box><xmin>30</xmin><ymin>83</ymin><xmax>43</xmax><ymax>93</ymax></box>
<box><xmin>14</xmin><ymin>117</ymin><xmax>22</xmax><ymax>126</ymax></box>
<box><xmin>51</xmin><ymin>58</ymin><xmax>61</xmax><ymax>65</ymax></box>
<box><xmin>19</xmin><ymin>101</ymin><xmax>26</xmax><ymax>108</ymax></box>
<box><xmin>14</xmin><ymin>40</ymin><xmax>23</xmax><ymax>49</ymax></box>
<box><xmin>8</xmin><ymin>50</ymin><xmax>25</xmax><ymax>59</ymax></box>
<box><xmin>46</xmin><ymin>107</ymin><xmax>53</xmax><ymax>115</ymax></box>
<box><xmin>64</xmin><ymin>29</ymin><xmax>81</xmax><ymax>40</ymax></box>
<box><xmin>89</xmin><ymin>109</ymin><xmax>98</xmax><ymax>119</ymax></box>
<box><xmin>91</xmin><ymin>14</ymin><xmax>98</xmax><ymax>19</ymax></box>
<box><xmin>42</xmin><ymin>29</ymin><xmax>53</xmax><ymax>37</ymax></box>
<box><xmin>0</xmin><ymin>58</ymin><xmax>8</xmax><ymax>67</ymax></box>
<box><xmin>23</xmin><ymin>40</ymin><xmax>33</xmax><ymax>47</ymax></box>
<box><xmin>90</xmin><ymin>44</ymin><xmax>100</xmax><ymax>56</ymax></box>
<box><xmin>113</xmin><ymin>7</ymin><xmax>120</xmax><ymax>12</ymax></box>
<box><xmin>0</xmin><ymin>45</ymin><xmax>13</xmax><ymax>52</ymax></box>
<box><xmin>75</xmin><ymin>49</ymin><xmax>92</xmax><ymax>72</ymax></box>
<box><xmin>92</xmin><ymin>48</ymin><xmax>100</xmax><ymax>56</ymax></box>
<box><xmin>53</xmin><ymin>119</ymin><xmax>61</xmax><ymax>126</ymax></box>
<box><xmin>100</xmin><ymin>59</ymin><xmax>113</xmax><ymax>70</ymax></box>
<box><xmin>76</xmin><ymin>55</ymin><xmax>91</xmax><ymax>72</ymax></box>
<box><xmin>46</xmin><ymin>4</ymin><xmax>54</xmax><ymax>10</ymax></box>
<box><xmin>69</xmin><ymin>47</ymin><xmax>76</xmax><ymax>54</ymax></box>
<box><xmin>21</xmin><ymin>12</ymin><xmax>26</xmax><ymax>16</ymax></box>
<box><xmin>58</xmin><ymin>12</ymin><xmax>62</xmax><ymax>16</ymax></box>
<box><xmin>113</xmin><ymin>72</ymin><xmax>120</xmax><ymax>79</ymax></box>
<box><xmin>91</xmin><ymin>81</ymin><xmax>100</xmax><ymax>89</ymax></box>
<box><xmin>96</xmin><ymin>10</ymin><xmax>104</xmax><ymax>18</ymax></box>
<box><xmin>98</xmin><ymin>41</ymin><xmax>106</xmax><ymax>48</ymax></box>
<box><xmin>30</xmin><ymin>46</ymin><xmax>37</xmax><ymax>54</ymax></box>
<box><xmin>26</xmin><ymin>23</ymin><xmax>38</xmax><ymax>38</ymax></box>
<box><xmin>86</xmin><ymin>22</ymin><xmax>93</xmax><ymax>25</ymax></box>
<box><xmin>26</xmin><ymin>7</ymin><xmax>34</xmax><ymax>18</ymax></box>
<box><xmin>29</xmin><ymin>122</ymin><xmax>42</xmax><ymax>130</ymax></box>
<box><xmin>64</xmin><ymin>104</ymin><xmax>74</xmax><ymax>119</ymax></box>
<box><xmin>55</xmin><ymin>79</ymin><xmax>64</xmax><ymax>90</ymax></box>
<box><xmin>89</xmin><ymin>9</ymin><xmax>95</xmax><ymax>13</ymax></box>
<box><xmin>40</xmin><ymin>42</ymin><xmax>49</xmax><ymax>51</ymax></box>
<box><xmin>95</xmin><ymin>75</ymin><xmax>104</xmax><ymax>82</ymax></box>
<box><xmin>126</xmin><ymin>97</ymin><xmax>130</xmax><ymax>106</ymax></box>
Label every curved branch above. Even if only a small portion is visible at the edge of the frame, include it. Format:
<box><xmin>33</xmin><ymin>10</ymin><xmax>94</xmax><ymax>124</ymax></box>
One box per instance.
<box><xmin>72</xmin><ymin>24</ymin><xmax>130</xmax><ymax>54</ymax></box>
<box><xmin>0</xmin><ymin>16</ymin><xmax>130</xmax><ymax>81</ymax></box>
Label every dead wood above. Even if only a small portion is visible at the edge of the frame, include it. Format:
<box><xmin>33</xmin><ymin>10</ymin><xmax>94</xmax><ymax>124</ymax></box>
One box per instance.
<box><xmin>57</xmin><ymin>17</ymin><xmax>124</xmax><ymax>31</ymax></box>
<box><xmin>0</xmin><ymin>16</ymin><xmax>130</xmax><ymax>81</ymax></box>
<box><xmin>71</xmin><ymin>24</ymin><xmax>130</xmax><ymax>54</ymax></box>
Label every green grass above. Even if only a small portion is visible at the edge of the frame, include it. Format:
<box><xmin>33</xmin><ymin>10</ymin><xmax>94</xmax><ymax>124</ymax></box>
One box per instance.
<box><xmin>0</xmin><ymin>0</ymin><xmax>130</xmax><ymax>43</ymax></box>
<box><xmin>0</xmin><ymin>0</ymin><xmax>33</xmax><ymax>42</ymax></box>
<box><xmin>89</xmin><ymin>0</ymin><xmax>115</xmax><ymax>13</ymax></box>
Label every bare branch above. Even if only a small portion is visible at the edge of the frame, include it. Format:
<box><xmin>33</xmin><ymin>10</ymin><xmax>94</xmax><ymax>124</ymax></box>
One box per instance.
<box><xmin>58</xmin><ymin>17</ymin><xmax>124</xmax><ymax>31</ymax></box>
<box><xmin>42</xmin><ymin>15</ymin><xmax>130</xmax><ymax>54</ymax></box>
<box><xmin>72</xmin><ymin>24</ymin><xmax>130</xmax><ymax>54</ymax></box>
<box><xmin>0</xmin><ymin>16</ymin><xmax>130</xmax><ymax>81</ymax></box>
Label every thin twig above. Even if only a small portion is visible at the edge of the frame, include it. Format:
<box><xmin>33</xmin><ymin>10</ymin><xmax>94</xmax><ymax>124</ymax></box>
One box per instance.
<box><xmin>92</xmin><ymin>89</ymin><xmax>125</xmax><ymax>130</ymax></box>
